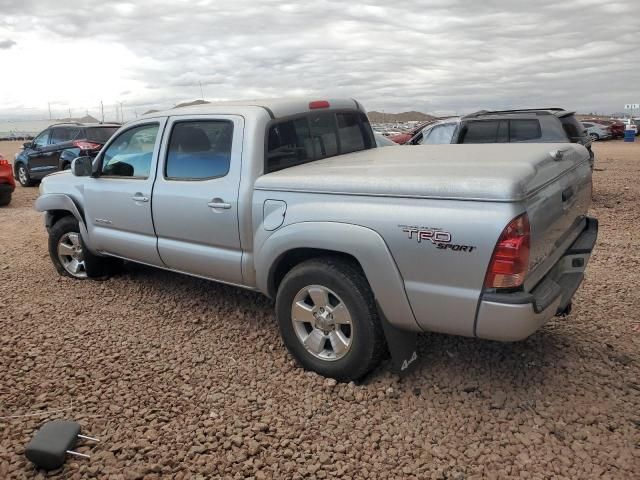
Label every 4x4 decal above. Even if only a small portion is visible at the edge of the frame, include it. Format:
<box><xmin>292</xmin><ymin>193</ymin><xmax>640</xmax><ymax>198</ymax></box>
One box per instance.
<box><xmin>400</xmin><ymin>225</ymin><xmax>476</xmax><ymax>253</ymax></box>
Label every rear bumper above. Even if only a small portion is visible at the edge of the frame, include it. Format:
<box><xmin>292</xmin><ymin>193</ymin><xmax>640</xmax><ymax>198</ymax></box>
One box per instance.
<box><xmin>475</xmin><ymin>217</ymin><xmax>598</xmax><ymax>341</ymax></box>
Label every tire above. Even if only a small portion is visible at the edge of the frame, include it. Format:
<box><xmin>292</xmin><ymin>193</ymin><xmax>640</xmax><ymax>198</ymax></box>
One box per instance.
<box><xmin>16</xmin><ymin>163</ymin><xmax>34</xmax><ymax>187</ymax></box>
<box><xmin>275</xmin><ymin>257</ymin><xmax>386</xmax><ymax>381</ymax></box>
<box><xmin>48</xmin><ymin>216</ymin><xmax>114</xmax><ymax>279</ymax></box>
<box><xmin>589</xmin><ymin>133</ymin><xmax>599</xmax><ymax>141</ymax></box>
<box><xmin>0</xmin><ymin>191</ymin><xmax>11</xmax><ymax>206</ymax></box>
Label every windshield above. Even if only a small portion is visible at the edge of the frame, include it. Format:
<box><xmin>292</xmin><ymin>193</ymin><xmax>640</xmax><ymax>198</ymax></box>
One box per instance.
<box><xmin>85</xmin><ymin>126</ymin><xmax>119</xmax><ymax>143</ymax></box>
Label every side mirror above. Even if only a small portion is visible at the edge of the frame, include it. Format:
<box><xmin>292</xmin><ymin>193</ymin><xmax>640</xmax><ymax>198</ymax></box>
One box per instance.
<box><xmin>71</xmin><ymin>156</ymin><xmax>93</xmax><ymax>177</ymax></box>
<box><xmin>23</xmin><ymin>141</ymin><xmax>32</xmax><ymax>148</ymax></box>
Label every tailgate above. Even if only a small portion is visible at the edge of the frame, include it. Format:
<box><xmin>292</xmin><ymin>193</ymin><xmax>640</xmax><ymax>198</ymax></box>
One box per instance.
<box><xmin>523</xmin><ymin>145</ymin><xmax>592</xmax><ymax>292</ymax></box>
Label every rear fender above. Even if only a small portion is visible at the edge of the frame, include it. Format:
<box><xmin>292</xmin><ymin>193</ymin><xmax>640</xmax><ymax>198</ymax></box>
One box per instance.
<box><xmin>255</xmin><ymin>221</ymin><xmax>421</xmax><ymax>332</ymax></box>
<box><xmin>34</xmin><ymin>193</ymin><xmax>95</xmax><ymax>252</ymax></box>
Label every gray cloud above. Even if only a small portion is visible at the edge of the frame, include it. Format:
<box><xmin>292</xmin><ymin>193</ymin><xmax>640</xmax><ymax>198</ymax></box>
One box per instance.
<box><xmin>0</xmin><ymin>39</ymin><xmax>16</xmax><ymax>49</ymax></box>
<box><xmin>1</xmin><ymin>0</ymin><xmax>639</xmax><ymax>115</ymax></box>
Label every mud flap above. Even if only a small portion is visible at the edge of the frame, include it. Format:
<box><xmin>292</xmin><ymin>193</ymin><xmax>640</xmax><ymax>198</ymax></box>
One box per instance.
<box><xmin>378</xmin><ymin>305</ymin><xmax>419</xmax><ymax>375</ymax></box>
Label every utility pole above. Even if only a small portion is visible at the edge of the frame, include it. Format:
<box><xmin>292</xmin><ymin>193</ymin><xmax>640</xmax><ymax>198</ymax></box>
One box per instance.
<box><xmin>48</xmin><ymin>102</ymin><xmax>52</xmax><ymax>120</ymax></box>
<box><xmin>119</xmin><ymin>102</ymin><xmax>124</xmax><ymax>122</ymax></box>
<box><xmin>100</xmin><ymin>100</ymin><xmax>104</xmax><ymax>123</ymax></box>
<box><xmin>68</xmin><ymin>107</ymin><xmax>72</xmax><ymax>120</ymax></box>
<box><xmin>199</xmin><ymin>81</ymin><xmax>204</xmax><ymax>100</ymax></box>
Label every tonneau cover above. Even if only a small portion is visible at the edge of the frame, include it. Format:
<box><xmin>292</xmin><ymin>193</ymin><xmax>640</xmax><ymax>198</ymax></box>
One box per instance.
<box><xmin>255</xmin><ymin>143</ymin><xmax>589</xmax><ymax>202</ymax></box>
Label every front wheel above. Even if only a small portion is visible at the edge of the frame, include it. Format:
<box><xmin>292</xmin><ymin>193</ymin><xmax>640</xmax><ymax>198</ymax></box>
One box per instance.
<box><xmin>48</xmin><ymin>216</ymin><xmax>115</xmax><ymax>279</ymax></box>
<box><xmin>275</xmin><ymin>258</ymin><xmax>386</xmax><ymax>381</ymax></box>
<box><xmin>16</xmin><ymin>163</ymin><xmax>34</xmax><ymax>187</ymax></box>
<box><xmin>0</xmin><ymin>191</ymin><xmax>11</xmax><ymax>206</ymax></box>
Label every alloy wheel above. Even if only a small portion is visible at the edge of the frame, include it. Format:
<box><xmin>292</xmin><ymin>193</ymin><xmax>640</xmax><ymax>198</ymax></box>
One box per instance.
<box><xmin>291</xmin><ymin>285</ymin><xmax>353</xmax><ymax>361</ymax></box>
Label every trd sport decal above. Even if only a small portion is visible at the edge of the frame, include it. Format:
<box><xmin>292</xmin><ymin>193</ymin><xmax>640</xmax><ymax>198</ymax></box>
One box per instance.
<box><xmin>399</xmin><ymin>225</ymin><xmax>477</xmax><ymax>253</ymax></box>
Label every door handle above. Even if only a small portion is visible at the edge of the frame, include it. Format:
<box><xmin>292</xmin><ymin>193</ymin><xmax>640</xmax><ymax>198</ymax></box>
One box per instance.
<box><xmin>207</xmin><ymin>198</ymin><xmax>231</xmax><ymax>209</ymax></box>
<box><xmin>131</xmin><ymin>194</ymin><xmax>149</xmax><ymax>202</ymax></box>
<box><xmin>561</xmin><ymin>187</ymin><xmax>574</xmax><ymax>202</ymax></box>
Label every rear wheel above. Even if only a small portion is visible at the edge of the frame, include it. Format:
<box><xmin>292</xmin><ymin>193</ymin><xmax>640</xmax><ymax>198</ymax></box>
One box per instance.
<box><xmin>589</xmin><ymin>133</ymin><xmax>599</xmax><ymax>141</ymax></box>
<box><xmin>275</xmin><ymin>258</ymin><xmax>386</xmax><ymax>381</ymax></box>
<box><xmin>16</xmin><ymin>163</ymin><xmax>34</xmax><ymax>187</ymax></box>
<box><xmin>48</xmin><ymin>216</ymin><xmax>115</xmax><ymax>279</ymax></box>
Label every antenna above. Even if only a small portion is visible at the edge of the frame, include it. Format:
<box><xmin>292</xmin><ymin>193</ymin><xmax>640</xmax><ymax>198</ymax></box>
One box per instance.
<box><xmin>100</xmin><ymin>100</ymin><xmax>104</xmax><ymax>123</ymax></box>
<box><xmin>119</xmin><ymin>102</ymin><xmax>124</xmax><ymax>122</ymax></box>
<box><xmin>48</xmin><ymin>102</ymin><xmax>52</xmax><ymax>120</ymax></box>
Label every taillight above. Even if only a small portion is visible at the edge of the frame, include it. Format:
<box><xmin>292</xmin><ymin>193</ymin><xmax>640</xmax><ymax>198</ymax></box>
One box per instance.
<box><xmin>0</xmin><ymin>159</ymin><xmax>9</xmax><ymax>166</ymax></box>
<box><xmin>73</xmin><ymin>140</ymin><xmax>102</xmax><ymax>151</ymax></box>
<box><xmin>309</xmin><ymin>100</ymin><xmax>330</xmax><ymax>110</ymax></box>
<box><xmin>484</xmin><ymin>214</ymin><xmax>530</xmax><ymax>289</ymax></box>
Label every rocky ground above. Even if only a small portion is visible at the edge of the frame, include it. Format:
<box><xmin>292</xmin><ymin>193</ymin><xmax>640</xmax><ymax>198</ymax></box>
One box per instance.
<box><xmin>0</xmin><ymin>140</ymin><xmax>638</xmax><ymax>479</ymax></box>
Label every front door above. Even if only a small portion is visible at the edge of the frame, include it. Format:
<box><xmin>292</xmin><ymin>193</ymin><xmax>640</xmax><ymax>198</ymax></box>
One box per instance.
<box><xmin>27</xmin><ymin>129</ymin><xmax>52</xmax><ymax>177</ymax></box>
<box><xmin>83</xmin><ymin>119</ymin><xmax>167</xmax><ymax>267</ymax></box>
<box><xmin>152</xmin><ymin>115</ymin><xmax>244</xmax><ymax>284</ymax></box>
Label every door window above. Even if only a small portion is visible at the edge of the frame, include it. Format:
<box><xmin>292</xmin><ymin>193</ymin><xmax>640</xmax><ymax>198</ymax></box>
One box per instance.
<box><xmin>32</xmin><ymin>130</ymin><xmax>50</xmax><ymax>148</ymax></box>
<box><xmin>165</xmin><ymin>121</ymin><xmax>234</xmax><ymax>180</ymax></box>
<box><xmin>421</xmin><ymin>123</ymin><xmax>457</xmax><ymax>144</ymax></box>
<box><xmin>509</xmin><ymin>120</ymin><xmax>542</xmax><ymax>142</ymax></box>
<box><xmin>101</xmin><ymin>123</ymin><xmax>159</xmax><ymax>178</ymax></box>
<box><xmin>50</xmin><ymin>127</ymin><xmax>73</xmax><ymax>144</ymax></box>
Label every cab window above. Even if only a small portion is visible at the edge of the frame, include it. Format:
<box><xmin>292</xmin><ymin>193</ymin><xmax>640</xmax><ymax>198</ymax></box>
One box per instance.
<box><xmin>165</xmin><ymin>121</ymin><xmax>233</xmax><ymax>180</ymax></box>
<box><xmin>101</xmin><ymin>123</ymin><xmax>159</xmax><ymax>178</ymax></box>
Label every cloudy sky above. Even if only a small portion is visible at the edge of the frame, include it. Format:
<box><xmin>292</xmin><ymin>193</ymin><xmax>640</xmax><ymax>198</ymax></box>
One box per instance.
<box><xmin>0</xmin><ymin>0</ymin><xmax>638</xmax><ymax>120</ymax></box>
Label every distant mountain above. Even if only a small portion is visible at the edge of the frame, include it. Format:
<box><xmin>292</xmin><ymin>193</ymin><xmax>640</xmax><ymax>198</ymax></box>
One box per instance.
<box><xmin>56</xmin><ymin>114</ymin><xmax>100</xmax><ymax>123</ymax></box>
<box><xmin>174</xmin><ymin>99</ymin><xmax>210</xmax><ymax>108</ymax></box>
<box><xmin>367</xmin><ymin>110</ymin><xmax>436</xmax><ymax>123</ymax></box>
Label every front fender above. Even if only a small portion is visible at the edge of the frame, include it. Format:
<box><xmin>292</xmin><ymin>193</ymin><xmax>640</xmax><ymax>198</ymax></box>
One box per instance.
<box><xmin>34</xmin><ymin>193</ymin><xmax>95</xmax><ymax>252</ymax></box>
<box><xmin>255</xmin><ymin>221</ymin><xmax>422</xmax><ymax>332</ymax></box>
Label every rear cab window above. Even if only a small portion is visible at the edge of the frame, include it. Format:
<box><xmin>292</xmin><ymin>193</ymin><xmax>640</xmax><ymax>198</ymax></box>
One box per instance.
<box><xmin>266</xmin><ymin>110</ymin><xmax>374</xmax><ymax>173</ymax></box>
<box><xmin>460</xmin><ymin>120</ymin><xmax>508</xmax><ymax>143</ymax></box>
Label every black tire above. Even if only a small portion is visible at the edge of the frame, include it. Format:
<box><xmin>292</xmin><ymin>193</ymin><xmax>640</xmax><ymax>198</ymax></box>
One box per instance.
<box><xmin>48</xmin><ymin>216</ymin><xmax>114</xmax><ymax>279</ymax></box>
<box><xmin>0</xmin><ymin>191</ymin><xmax>11</xmax><ymax>206</ymax></box>
<box><xmin>275</xmin><ymin>257</ymin><xmax>386</xmax><ymax>381</ymax></box>
<box><xmin>15</xmin><ymin>163</ymin><xmax>34</xmax><ymax>187</ymax></box>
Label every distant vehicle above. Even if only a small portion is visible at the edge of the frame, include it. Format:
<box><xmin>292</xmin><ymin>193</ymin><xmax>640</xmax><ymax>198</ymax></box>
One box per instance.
<box><xmin>580</xmin><ymin>122</ymin><xmax>613</xmax><ymax>141</ymax></box>
<box><xmin>0</xmin><ymin>153</ymin><xmax>15</xmax><ymax>206</ymax></box>
<box><xmin>407</xmin><ymin>118</ymin><xmax>461</xmax><ymax>145</ymax></box>
<box><xmin>452</xmin><ymin>108</ymin><xmax>595</xmax><ymax>168</ymax></box>
<box><xmin>582</xmin><ymin>119</ymin><xmax>624</xmax><ymax>138</ymax></box>
<box><xmin>388</xmin><ymin>121</ymin><xmax>434</xmax><ymax>144</ymax></box>
<box><xmin>617</xmin><ymin>119</ymin><xmax>638</xmax><ymax>135</ymax></box>
<box><xmin>374</xmin><ymin>131</ymin><xmax>398</xmax><ymax>147</ymax></box>
<box><xmin>14</xmin><ymin>122</ymin><xmax>120</xmax><ymax>187</ymax></box>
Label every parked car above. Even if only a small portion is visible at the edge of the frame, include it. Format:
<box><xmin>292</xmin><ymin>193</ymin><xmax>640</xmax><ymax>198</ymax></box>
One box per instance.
<box><xmin>407</xmin><ymin>118</ymin><xmax>461</xmax><ymax>145</ymax></box>
<box><xmin>582</xmin><ymin>119</ymin><xmax>624</xmax><ymax>138</ymax></box>
<box><xmin>388</xmin><ymin>121</ymin><xmax>434</xmax><ymax>144</ymax></box>
<box><xmin>617</xmin><ymin>119</ymin><xmax>639</xmax><ymax>135</ymax></box>
<box><xmin>374</xmin><ymin>131</ymin><xmax>398</xmax><ymax>147</ymax></box>
<box><xmin>580</xmin><ymin>122</ymin><xmax>613</xmax><ymax>141</ymax></box>
<box><xmin>14</xmin><ymin>122</ymin><xmax>119</xmax><ymax>187</ymax></box>
<box><xmin>35</xmin><ymin>98</ymin><xmax>597</xmax><ymax>381</ymax></box>
<box><xmin>451</xmin><ymin>108</ymin><xmax>595</xmax><ymax>168</ymax></box>
<box><xmin>0</xmin><ymin>153</ymin><xmax>16</xmax><ymax>206</ymax></box>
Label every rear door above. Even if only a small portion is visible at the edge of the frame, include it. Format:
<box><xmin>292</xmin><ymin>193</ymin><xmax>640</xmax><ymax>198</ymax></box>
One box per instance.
<box><xmin>83</xmin><ymin>119</ymin><xmax>167</xmax><ymax>266</ymax></box>
<box><xmin>152</xmin><ymin>115</ymin><xmax>244</xmax><ymax>284</ymax></box>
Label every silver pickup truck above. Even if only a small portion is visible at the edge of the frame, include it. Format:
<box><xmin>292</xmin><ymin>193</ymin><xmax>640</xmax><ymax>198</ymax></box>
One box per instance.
<box><xmin>35</xmin><ymin>98</ymin><xmax>597</xmax><ymax>380</ymax></box>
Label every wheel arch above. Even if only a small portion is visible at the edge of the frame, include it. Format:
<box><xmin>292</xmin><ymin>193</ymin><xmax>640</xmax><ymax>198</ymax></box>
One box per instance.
<box><xmin>256</xmin><ymin>222</ymin><xmax>421</xmax><ymax>332</ymax></box>
<box><xmin>35</xmin><ymin>193</ymin><xmax>96</xmax><ymax>252</ymax></box>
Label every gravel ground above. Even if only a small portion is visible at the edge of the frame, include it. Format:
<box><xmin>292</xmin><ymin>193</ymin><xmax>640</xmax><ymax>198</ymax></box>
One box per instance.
<box><xmin>0</xmin><ymin>139</ymin><xmax>638</xmax><ymax>479</ymax></box>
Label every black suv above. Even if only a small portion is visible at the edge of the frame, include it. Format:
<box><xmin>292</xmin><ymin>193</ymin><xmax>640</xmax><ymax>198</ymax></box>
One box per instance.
<box><xmin>453</xmin><ymin>108</ymin><xmax>594</xmax><ymax>167</ymax></box>
<box><xmin>14</xmin><ymin>122</ymin><xmax>120</xmax><ymax>186</ymax></box>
